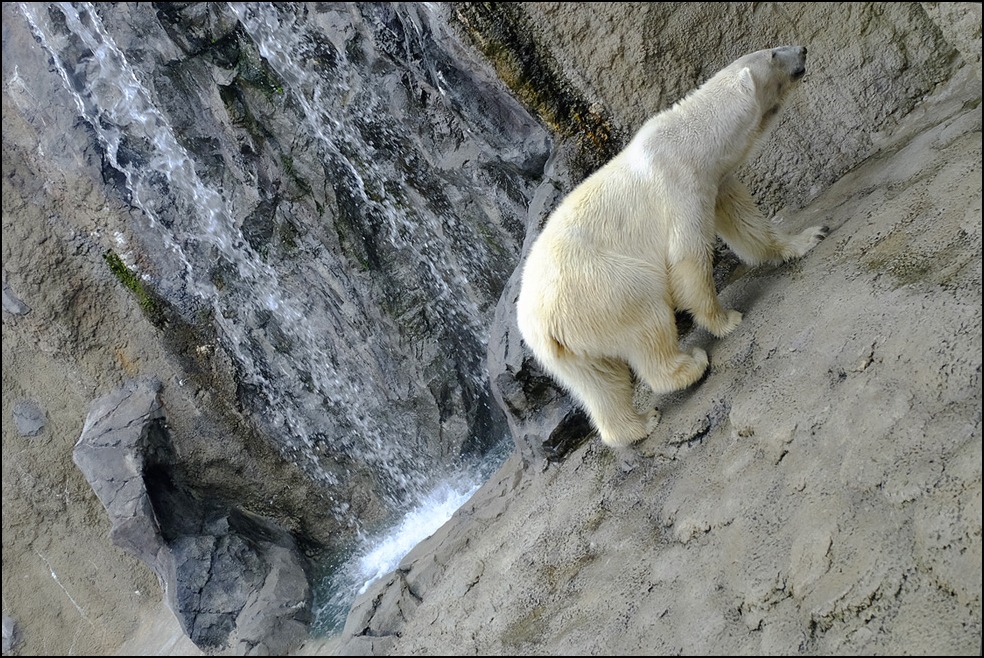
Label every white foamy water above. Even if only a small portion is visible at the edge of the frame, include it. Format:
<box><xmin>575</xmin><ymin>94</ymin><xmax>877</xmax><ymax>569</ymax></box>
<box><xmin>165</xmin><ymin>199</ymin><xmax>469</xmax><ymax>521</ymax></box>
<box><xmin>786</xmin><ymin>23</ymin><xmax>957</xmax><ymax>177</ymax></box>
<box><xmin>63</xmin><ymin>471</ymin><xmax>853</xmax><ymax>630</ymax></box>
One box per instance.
<box><xmin>356</xmin><ymin>480</ymin><xmax>480</xmax><ymax>593</ymax></box>
<box><xmin>311</xmin><ymin>472</ymin><xmax>489</xmax><ymax>634</ymax></box>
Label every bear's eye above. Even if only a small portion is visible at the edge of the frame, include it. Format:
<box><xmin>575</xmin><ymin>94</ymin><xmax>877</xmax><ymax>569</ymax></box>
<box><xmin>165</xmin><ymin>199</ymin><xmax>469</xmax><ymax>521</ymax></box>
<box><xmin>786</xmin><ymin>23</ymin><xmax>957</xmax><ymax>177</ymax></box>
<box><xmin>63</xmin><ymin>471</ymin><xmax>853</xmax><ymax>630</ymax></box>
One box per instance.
<box><xmin>771</xmin><ymin>51</ymin><xmax>777</xmax><ymax>60</ymax></box>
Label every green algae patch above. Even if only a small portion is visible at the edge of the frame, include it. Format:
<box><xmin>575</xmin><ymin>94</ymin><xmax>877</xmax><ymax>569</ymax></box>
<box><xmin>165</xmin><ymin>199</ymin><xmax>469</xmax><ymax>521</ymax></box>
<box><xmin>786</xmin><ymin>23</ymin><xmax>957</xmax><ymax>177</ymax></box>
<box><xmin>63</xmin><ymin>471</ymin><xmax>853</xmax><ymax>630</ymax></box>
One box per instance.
<box><xmin>451</xmin><ymin>2</ymin><xmax>626</xmax><ymax>179</ymax></box>
<box><xmin>103</xmin><ymin>250</ymin><xmax>168</xmax><ymax>328</ymax></box>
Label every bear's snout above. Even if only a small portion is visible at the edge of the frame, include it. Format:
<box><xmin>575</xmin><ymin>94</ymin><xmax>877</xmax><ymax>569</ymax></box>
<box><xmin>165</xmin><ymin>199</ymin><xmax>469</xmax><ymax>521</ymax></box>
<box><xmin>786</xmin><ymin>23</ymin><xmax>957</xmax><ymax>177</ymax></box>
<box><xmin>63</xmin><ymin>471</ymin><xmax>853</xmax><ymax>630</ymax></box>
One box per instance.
<box><xmin>773</xmin><ymin>45</ymin><xmax>807</xmax><ymax>80</ymax></box>
<box><xmin>793</xmin><ymin>46</ymin><xmax>807</xmax><ymax>79</ymax></box>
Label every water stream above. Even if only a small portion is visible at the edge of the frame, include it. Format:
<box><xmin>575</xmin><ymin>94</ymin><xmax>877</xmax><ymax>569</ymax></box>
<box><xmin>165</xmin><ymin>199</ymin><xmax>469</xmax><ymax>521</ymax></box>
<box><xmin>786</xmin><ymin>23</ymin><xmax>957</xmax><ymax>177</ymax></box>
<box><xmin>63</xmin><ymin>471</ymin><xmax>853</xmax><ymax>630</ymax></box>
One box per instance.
<box><xmin>22</xmin><ymin>1</ymin><xmax>415</xmax><ymax>505</ymax></box>
<box><xmin>19</xmin><ymin>0</ymin><xmax>546</xmax><ymax>632</ymax></box>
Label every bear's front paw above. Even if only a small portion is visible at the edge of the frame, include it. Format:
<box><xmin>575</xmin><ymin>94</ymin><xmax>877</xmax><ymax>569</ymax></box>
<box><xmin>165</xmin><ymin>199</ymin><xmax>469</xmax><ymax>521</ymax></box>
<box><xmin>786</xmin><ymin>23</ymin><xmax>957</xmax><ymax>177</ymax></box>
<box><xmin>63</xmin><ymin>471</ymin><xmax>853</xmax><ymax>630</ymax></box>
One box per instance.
<box><xmin>667</xmin><ymin>347</ymin><xmax>709</xmax><ymax>390</ymax></box>
<box><xmin>689</xmin><ymin>346</ymin><xmax>709</xmax><ymax>370</ymax></box>
<box><xmin>708</xmin><ymin>309</ymin><xmax>743</xmax><ymax>337</ymax></box>
<box><xmin>788</xmin><ymin>225</ymin><xmax>829</xmax><ymax>258</ymax></box>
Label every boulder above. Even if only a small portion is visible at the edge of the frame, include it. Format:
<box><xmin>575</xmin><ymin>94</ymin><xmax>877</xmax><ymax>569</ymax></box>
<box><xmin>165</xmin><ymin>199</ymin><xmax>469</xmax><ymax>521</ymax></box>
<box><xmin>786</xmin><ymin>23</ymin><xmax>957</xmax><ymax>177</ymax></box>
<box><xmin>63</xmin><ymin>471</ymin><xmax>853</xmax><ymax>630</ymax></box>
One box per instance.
<box><xmin>73</xmin><ymin>378</ymin><xmax>312</xmax><ymax>654</ymax></box>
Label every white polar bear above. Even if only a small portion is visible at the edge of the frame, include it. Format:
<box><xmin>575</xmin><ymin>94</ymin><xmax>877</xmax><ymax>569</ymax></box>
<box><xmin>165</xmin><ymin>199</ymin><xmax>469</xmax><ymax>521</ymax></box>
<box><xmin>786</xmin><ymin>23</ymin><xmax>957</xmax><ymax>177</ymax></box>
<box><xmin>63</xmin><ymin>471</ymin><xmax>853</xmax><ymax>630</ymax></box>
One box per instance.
<box><xmin>516</xmin><ymin>45</ymin><xmax>827</xmax><ymax>448</ymax></box>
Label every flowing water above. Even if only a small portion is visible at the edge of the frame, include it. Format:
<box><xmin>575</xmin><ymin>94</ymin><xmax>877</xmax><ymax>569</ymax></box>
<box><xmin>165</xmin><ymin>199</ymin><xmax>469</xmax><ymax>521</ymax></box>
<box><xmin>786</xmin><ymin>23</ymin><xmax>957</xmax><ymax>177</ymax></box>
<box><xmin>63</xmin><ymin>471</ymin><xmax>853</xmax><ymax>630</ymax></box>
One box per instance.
<box><xmin>19</xmin><ymin>1</ymin><xmax>546</xmax><ymax>632</ymax></box>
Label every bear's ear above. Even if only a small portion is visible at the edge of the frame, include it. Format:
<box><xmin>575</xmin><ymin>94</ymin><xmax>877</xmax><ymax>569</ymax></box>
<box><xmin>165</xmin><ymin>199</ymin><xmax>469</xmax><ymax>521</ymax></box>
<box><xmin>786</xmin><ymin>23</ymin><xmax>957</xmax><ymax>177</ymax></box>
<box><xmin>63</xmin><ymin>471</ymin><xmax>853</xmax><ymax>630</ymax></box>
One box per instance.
<box><xmin>738</xmin><ymin>66</ymin><xmax>756</xmax><ymax>93</ymax></box>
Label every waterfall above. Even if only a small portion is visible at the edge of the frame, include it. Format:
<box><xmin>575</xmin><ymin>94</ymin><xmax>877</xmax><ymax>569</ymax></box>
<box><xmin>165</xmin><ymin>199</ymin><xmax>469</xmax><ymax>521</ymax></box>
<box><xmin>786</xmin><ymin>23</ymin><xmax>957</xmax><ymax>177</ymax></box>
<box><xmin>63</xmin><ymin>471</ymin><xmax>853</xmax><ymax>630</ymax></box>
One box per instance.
<box><xmin>228</xmin><ymin>2</ymin><xmax>489</xmax><ymax>334</ymax></box>
<box><xmin>20</xmin><ymin>1</ymin><xmax>399</xmax><ymax>503</ymax></box>
<box><xmin>19</xmin><ymin>0</ymin><xmax>548</xmax><ymax>631</ymax></box>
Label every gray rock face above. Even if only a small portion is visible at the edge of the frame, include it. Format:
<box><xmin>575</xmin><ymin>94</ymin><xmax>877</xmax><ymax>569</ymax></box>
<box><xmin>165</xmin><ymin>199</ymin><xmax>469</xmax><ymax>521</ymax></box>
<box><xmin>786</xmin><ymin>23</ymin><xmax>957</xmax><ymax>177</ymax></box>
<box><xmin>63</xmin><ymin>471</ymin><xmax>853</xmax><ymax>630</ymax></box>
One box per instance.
<box><xmin>72</xmin><ymin>379</ymin><xmax>168</xmax><ymax>568</ymax></box>
<box><xmin>12</xmin><ymin>0</ymin><xmax>548</xmax><ymax>538</ymax></box>
<box><xmin>11</xmin><ymin>399</ymin><xmax>45</xmax><ymax>437</ymax></box>
<box><xmin>2</xmin><ymin>279</ymin><xmax>31</xmax><ymax>316</ymax></box>
<box><xmin>485</xmin><ymin>145</ymin><xmax>595</xmax><ymax>465</ymax></box>
<box><xmin>73</xmin><ymin>378</ymin><xmax>312</xmax><ymax>654</ymax></box>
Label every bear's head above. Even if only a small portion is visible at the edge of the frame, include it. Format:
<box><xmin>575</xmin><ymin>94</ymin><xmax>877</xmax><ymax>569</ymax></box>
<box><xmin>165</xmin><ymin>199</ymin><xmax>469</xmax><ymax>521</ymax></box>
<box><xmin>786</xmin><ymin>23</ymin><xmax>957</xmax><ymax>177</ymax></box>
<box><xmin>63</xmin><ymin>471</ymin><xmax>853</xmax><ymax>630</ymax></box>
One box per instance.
<box><xmin>733</xmin><ymin>45</ymin><xmax>808</xmax><ymax>128</ymax></box>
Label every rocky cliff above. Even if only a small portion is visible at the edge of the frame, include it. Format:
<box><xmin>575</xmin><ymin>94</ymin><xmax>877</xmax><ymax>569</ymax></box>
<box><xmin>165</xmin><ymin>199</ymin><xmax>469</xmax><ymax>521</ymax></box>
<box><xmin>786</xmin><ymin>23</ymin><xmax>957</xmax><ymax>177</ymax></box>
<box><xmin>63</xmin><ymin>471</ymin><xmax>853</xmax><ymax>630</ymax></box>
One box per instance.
<box><xmin>3</xmin><ymin>1</ymin><xmax>552</xmax><ymax>652</ymax></box>
<box><xmin>1</xmin><ymin>2</ymin><xmax>980</xmax><ymax>656</ymax></box>
<box><xmin>336</xmin><ymin>2</ymin><xmax>982</xmax><ymax>655</ymax></box>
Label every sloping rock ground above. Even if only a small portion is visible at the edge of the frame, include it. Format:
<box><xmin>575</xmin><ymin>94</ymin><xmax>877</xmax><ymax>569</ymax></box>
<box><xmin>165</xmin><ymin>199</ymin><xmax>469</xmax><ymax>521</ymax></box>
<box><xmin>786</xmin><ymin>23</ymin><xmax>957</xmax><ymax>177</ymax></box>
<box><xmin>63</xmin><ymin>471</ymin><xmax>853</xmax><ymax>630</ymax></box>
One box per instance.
<box><xmin>329</xmin><ymin>64</ymin><xmax>982</xmax><ymax>656</ymax></box>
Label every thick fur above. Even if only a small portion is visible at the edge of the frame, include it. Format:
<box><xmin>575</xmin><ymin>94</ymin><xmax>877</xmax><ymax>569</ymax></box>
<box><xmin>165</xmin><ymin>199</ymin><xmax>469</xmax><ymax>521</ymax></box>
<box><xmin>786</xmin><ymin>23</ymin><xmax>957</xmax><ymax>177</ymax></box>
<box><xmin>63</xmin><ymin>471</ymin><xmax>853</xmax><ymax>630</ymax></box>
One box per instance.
<box><xmin>516</xmin><ymin>46</ymin><xmax>827</xmax><ymax>448</ymax></box>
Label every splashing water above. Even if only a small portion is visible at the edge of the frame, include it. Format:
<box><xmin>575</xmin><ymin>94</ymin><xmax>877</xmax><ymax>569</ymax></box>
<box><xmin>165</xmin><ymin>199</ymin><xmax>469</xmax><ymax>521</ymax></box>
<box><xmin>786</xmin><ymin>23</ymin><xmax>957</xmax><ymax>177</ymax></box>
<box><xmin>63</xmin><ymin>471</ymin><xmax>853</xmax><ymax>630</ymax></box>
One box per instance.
<box><xmin>311</xmin><ymin>476</ymin><xmax>482</xmax><ymax>634</ymax></box>
<box><xmin>356</xmin><ymin>484</ymin><xmax>478</xmax><ymax>594</ymax></box>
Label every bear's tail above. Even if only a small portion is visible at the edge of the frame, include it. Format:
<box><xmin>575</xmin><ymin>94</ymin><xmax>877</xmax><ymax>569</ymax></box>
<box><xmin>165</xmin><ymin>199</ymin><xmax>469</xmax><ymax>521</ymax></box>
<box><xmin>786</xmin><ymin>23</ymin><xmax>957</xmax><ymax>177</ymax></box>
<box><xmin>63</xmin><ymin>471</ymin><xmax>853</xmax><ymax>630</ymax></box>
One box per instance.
<box><xmin>544</xmin><ymin>332</ymin><xmax>571</xmax><ymax>359</ymax></box>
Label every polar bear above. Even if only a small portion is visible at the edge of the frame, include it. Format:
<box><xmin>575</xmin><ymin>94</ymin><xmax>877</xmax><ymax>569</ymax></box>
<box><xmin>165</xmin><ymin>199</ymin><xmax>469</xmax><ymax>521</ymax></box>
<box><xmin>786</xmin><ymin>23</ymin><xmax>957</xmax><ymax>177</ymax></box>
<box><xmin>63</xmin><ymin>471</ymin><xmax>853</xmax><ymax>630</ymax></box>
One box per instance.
<box><xmin>516</xmin><ymin>45</ymin><xmax>827</xmax><ymax>448</ymax></box>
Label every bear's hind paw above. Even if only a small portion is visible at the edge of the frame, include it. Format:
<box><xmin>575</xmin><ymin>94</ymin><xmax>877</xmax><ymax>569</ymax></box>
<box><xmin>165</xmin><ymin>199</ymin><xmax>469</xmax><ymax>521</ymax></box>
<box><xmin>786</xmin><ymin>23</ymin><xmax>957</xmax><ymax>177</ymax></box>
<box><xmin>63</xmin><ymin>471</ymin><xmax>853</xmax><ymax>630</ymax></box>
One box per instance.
<box><xmin>707</xmin><ymin>309</ymin><xmax>743</xmax><ymax>338</ymax></box>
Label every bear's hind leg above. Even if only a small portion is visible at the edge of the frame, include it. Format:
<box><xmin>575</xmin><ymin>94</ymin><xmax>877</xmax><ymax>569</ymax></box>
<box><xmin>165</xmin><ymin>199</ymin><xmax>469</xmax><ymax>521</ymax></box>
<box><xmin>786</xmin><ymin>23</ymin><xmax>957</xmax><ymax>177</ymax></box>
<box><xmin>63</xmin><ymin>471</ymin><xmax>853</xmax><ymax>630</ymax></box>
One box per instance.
<box><xmin>628</xmin><ymin>320</ymin><xmax>710</xmax><ymax>395</ymax></box>
<box><xmin>715</xmin><ymin>175</ymin><xmax>828</xmax><ymax>266</ymax></box>
<box><xmin>551</xmin><ymin>354</ymin><xmax>652</xmax><ymax>447</ymax></box>
<box><xmin>668</xmin><ymin>252</ymin><xmax>744</xmax><ymax>338</ymax></box>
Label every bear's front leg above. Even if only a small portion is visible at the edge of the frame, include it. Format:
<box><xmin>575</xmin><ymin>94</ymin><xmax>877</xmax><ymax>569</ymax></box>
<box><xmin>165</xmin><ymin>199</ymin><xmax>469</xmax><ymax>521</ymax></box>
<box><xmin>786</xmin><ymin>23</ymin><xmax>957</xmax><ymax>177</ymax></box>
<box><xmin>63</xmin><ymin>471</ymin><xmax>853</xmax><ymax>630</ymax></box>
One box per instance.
<box><xmin>715</xmin><ymin>175</ymin><xmax>828</xmax><ymax>265</ymax></box>
<box><xmin>782</xmin><ymin>225</ymin><xmax>830</xmax><ymax>260</ymax></box>
<box><xmin>669</xmin><ymin>252</ymin><xmax>742</xmax><ymax>338</ymax></box>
